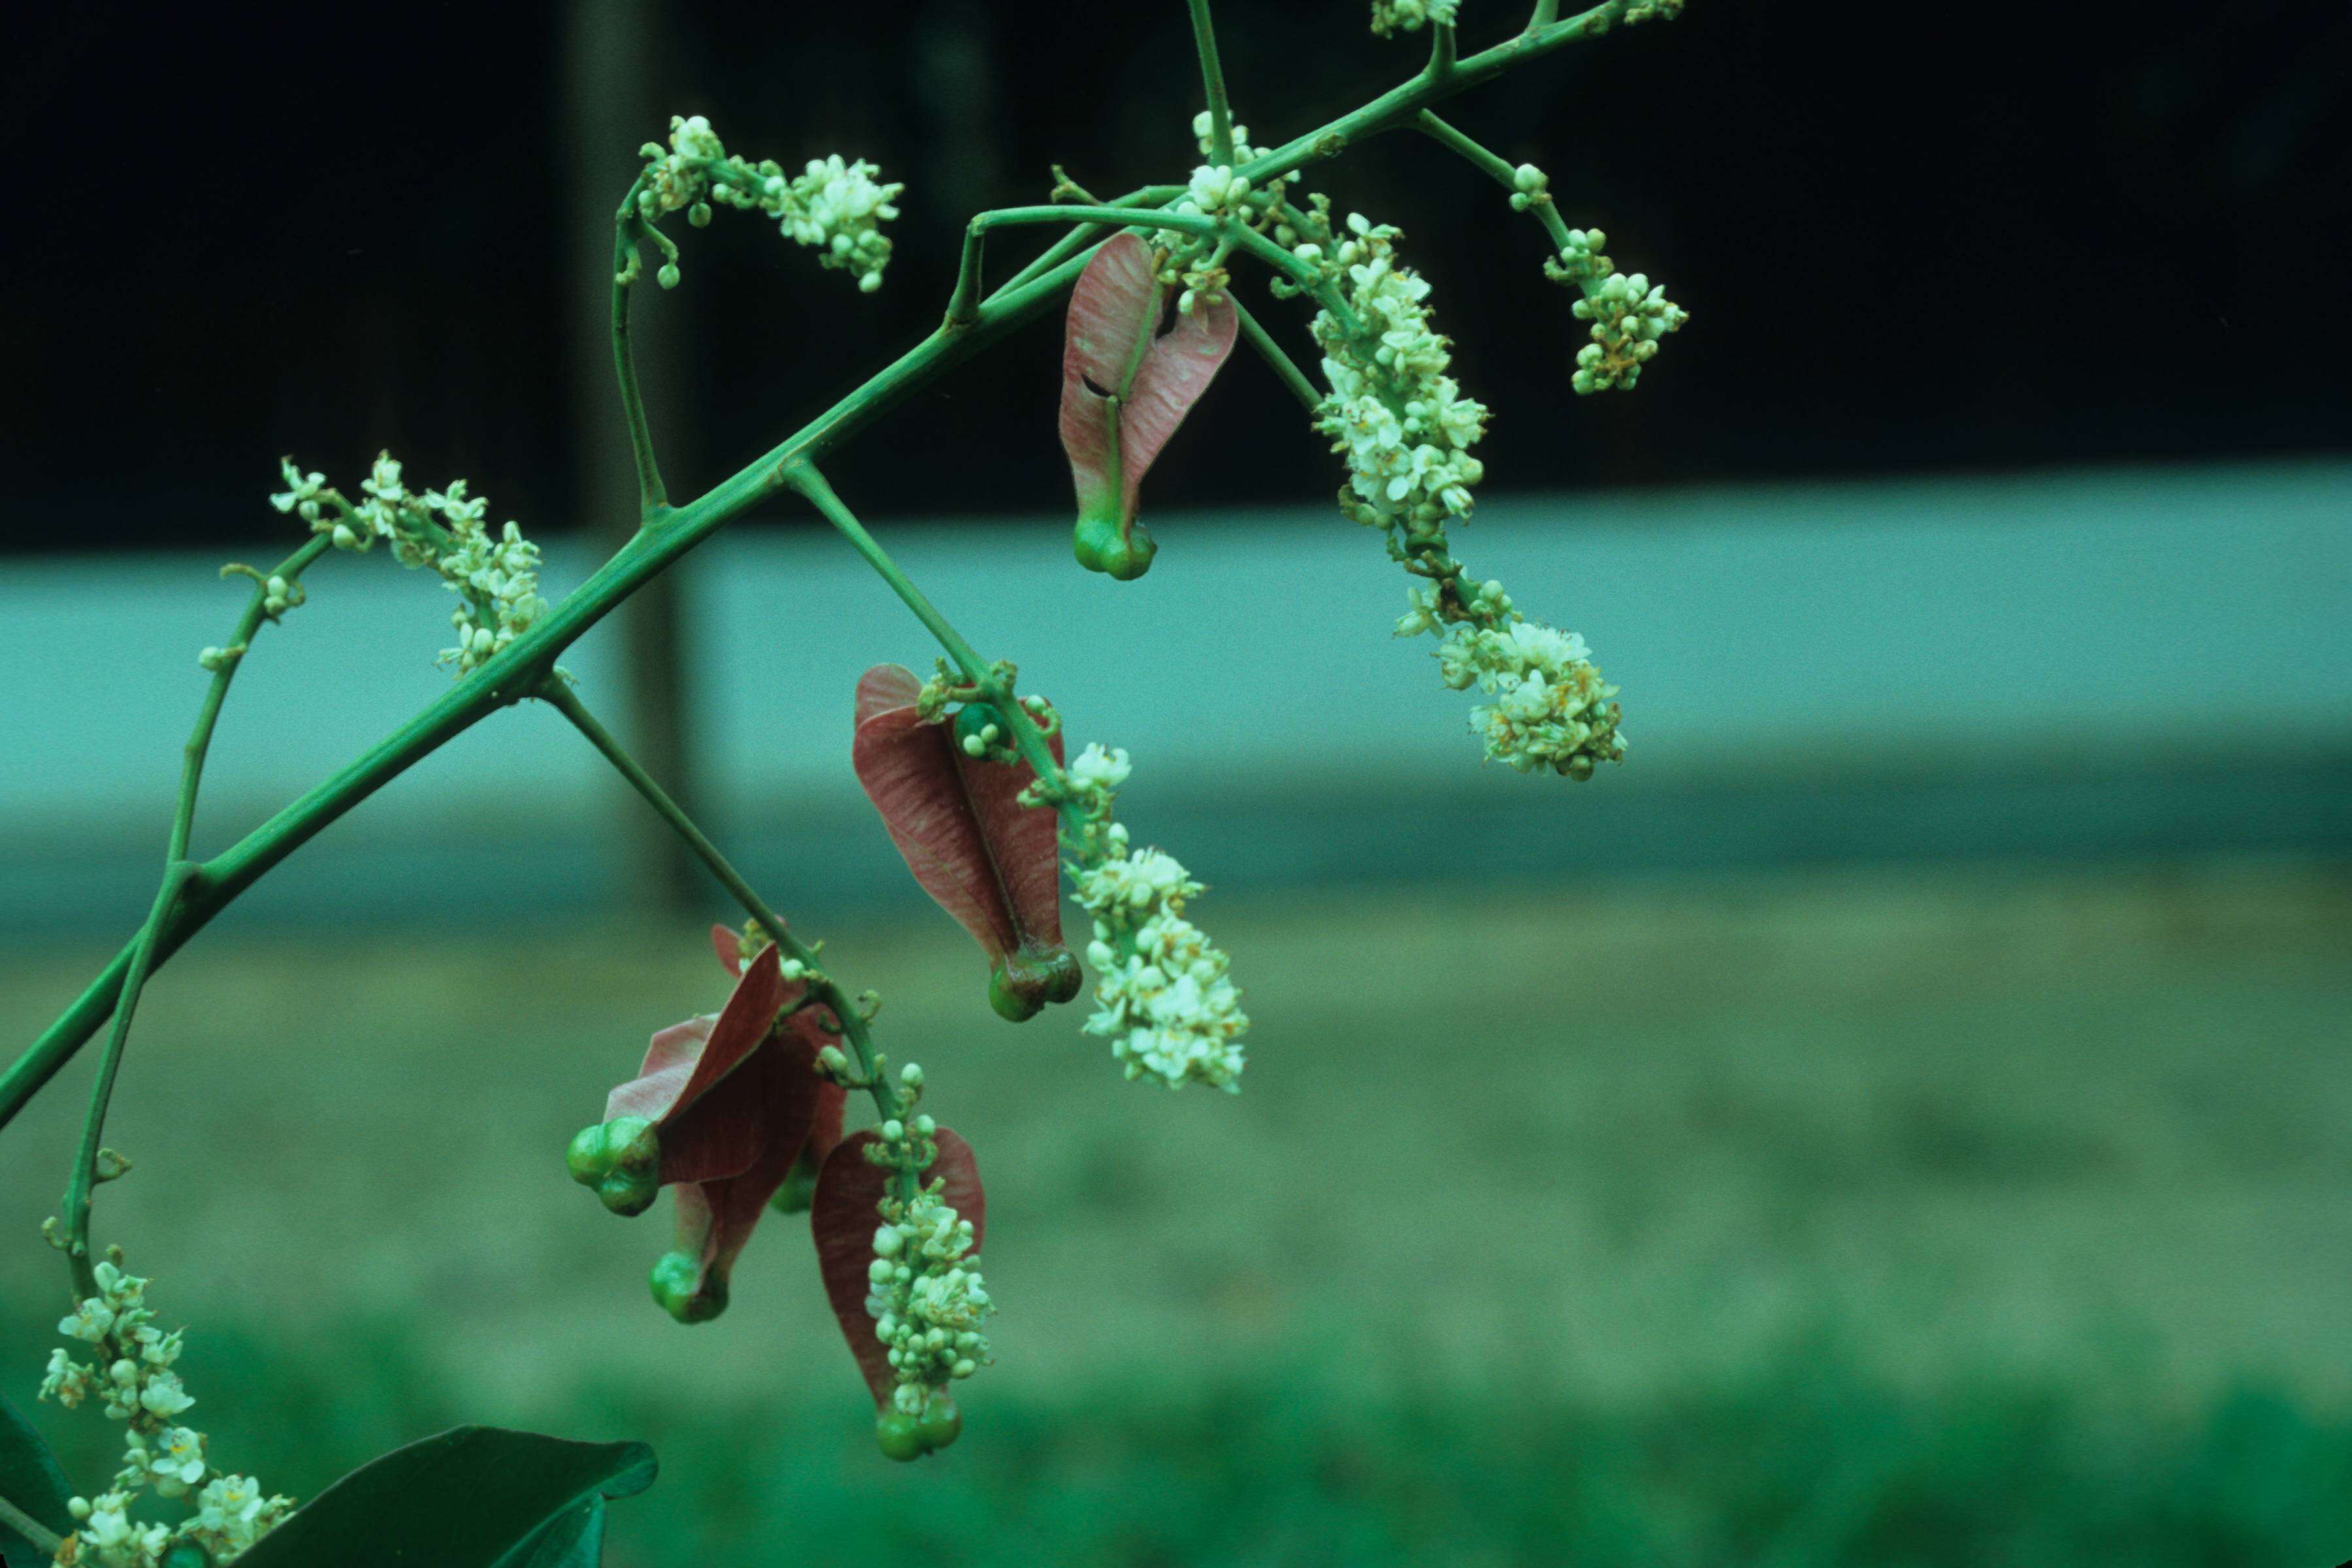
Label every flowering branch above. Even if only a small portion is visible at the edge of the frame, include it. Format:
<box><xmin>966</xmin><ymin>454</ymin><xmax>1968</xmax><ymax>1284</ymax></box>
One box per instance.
<box><xmin>7</xmin><ymin>0</ymin><xmax>1695</xmax><ymax>1499</ymax></box>
<box><xmin>3</xmin><ymin>0</ymin><xmax>1667</xmax><ymax>1137</ymax></box>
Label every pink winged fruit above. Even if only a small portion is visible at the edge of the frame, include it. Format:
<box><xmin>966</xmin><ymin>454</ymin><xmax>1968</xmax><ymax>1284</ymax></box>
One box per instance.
<box><xmin>1058</xmin><ymin>231</ymin><xmax>1238</xmax><ymax>580</ymax></box>
<box><xmin>564</xmin><ymin>937</ymin><xmax>845</xmax><ymax>1323</ymax></box>
<box><xmin>853</xmin><ymin>664</ymin><xmax>1081</xmax><ymax>1021</ymax></box>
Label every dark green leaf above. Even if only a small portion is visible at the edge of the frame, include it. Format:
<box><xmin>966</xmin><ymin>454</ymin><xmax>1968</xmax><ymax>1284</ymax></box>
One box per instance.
<box><xmin>238</xmin><ymin>1426</ymin><xmax>653</xmax><ymax>1568</ymax></box>
<box><xmin>495</xmin><ymin>1496</ymin><xmax>608</xmax><ymax>1568</ymax></box>
<box><xmin>0</xmin><ymin>1388</ymin><xmax>74</xmax><ymax>1560</ymax></box>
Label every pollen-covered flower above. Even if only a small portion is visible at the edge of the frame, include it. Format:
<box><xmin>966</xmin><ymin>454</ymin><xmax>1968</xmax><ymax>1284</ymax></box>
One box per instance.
<box><xmin>1439</xmin><ymin>620</ymin><xmax>1625</xmax><ymax>777</ymax></box>
<box><xmin>59</xmin><ymin>1297</ymin><xmax>115</xmax><ymax>1344</ymax></box>
<box><xmin>144</xmin><ymin>1426</ymin><xmax>206</xmax><ymax>1494</ymax></box>
<box><xmin>41</xmin><ymin>1347</ymin><xmax>95</xmax><ymax>1407</ymax></box>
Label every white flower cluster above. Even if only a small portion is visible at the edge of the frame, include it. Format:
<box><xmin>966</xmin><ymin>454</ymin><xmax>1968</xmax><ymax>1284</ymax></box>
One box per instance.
<box><xmin>636</xmin><ymin>115</ymin><xmax>903</xmax><ymax>294</ymax></box>
<box><xmin>1292</xmin><ymin>204</ymin><xmax>1489</xmax><ymax>538</ymax></box>
<box><xmin>1146</xmin><ymin>112</ymin><xmax>1284</xmax><ymax>316</ymax></box>
<box><xmin>1271</xmin><ymin>193</ymin><xmax>1625</xmax><ymax>778</ymax></box>
<box><xmin>275</xmin><ymin>453</ymin><xmax>549</xmax><ymax>675</ymax></box>
<box><xmin>1437</xmin><ymin>620</ymin><xmax>1625</xmax><ymax>777</ymax></box>
<box><xmin>1060</xmin><ymin>745</ymin><xmax>1249</xmax><ymax>1092</ymax></box>
<box><xmin>1370</xmin><ymin>0</ymin><xmax>1458</xmax><ymax>36</ymax></box>
<box><xmin>1625</xmin><ymin>0</ymin><xmax>1686</xmax><ymax>22</ymax></box>
<box><xmin>40</xmin><ymin>1255</ymin><xmax>293</xmax><ymax>1565</ymax></box>
<box><xmin>862</xmin><ymin>1099</ymin><xmax>992</xmax><ymax>1415</ymax></box>
<box><xmin>1567</xmin><ymin>269</ymin><xmax>1688</xmax><ymax>395</ymax></box>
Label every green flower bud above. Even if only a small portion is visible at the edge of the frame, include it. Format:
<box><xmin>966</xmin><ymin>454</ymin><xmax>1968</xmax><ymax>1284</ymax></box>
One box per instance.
<box><xmin>875</xmin><ymin>1406</ymin><xmax>928</xmax><ymax>1462</ymax></box>
<box><xmin>161</xmin><ymin>1544</ymin><xmax>213</xmax><ymax>1568</ymax></box>
<box><xmin>1072</xmin><ymin>512</ymin><xmax>1156</xmax><ymax>581</ymax></box>
<box><xmin>649</xmin><ymin>1249</ymin><xmax>727</xmax><ymax>1324</ymax></box>
<box><xmin>566</xmin><ymin>1116</ymin><xmax>661</xmax><ymax>1217</ymax></box>
<box><xmin>952</xmin><ymin>702</ymin><xmax>1005</xmax><ymax>759</ymax></box>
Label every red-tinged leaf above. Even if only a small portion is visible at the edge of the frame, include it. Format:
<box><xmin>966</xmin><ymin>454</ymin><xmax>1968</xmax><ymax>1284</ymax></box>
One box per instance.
<box><xmin>651</xmin><ymin>1017</ymin><xmax>828</xmax><ymax>1323</ymax></box>
<box><xmin>1058</xmin><ymin>233</ymin><xmax>1237</xmax><ymax>561</ymax></box>
<box><xmin>853</xmin><ymin>664</ymin><xmax>1068</xmax><ymax>984</ymax></box>
<box><xmin>710</xmin><ymin>923</ymin><xmax>742</xmax><ymax>973</ymax></box>
<box><xmin>811</xmin><ymin>1128</ymin><xmax>986</xmax><ymax>1407</ymax></box>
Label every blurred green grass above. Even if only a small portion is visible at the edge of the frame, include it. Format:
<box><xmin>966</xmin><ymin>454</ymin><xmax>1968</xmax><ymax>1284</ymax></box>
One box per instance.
<box><xmin>4</xmin><ymin>860</ymin><xmax>2350</xmax><ymax>1565</ymax></box>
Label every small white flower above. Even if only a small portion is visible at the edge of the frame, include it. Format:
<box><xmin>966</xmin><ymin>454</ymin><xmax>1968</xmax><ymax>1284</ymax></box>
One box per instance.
<box><xmin>139</xmin><ymin>1370</ymin><xmax>194</xmax><ymax>1419</ymax></box>
<box><xmin>146</xmin><ymin>1426</ymin><xmax>206</xmax><ymax>1490</ymax></box>
<box><xmin>59</xmin><ymin>1297</ymin><xmax>115</xmax><ymax>1343</ymax></box>
<box><xmin>40</xmin><ymin>1348</ymin><xmax>93</xmax><ymax>1407</ymax></box>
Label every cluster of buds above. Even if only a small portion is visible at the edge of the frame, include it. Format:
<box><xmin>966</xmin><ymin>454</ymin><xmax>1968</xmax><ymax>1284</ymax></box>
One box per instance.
<box><xmin>1054</xmin><ymin>745</ymin><xmax>1248</xmax><ymax>1091</ymax></box>
<box><xmin>860</xmin><ymin>1094</ymin><xmax>992</xmax><ymax>1409</ymax></box>
<box><xmin>631</xmin><ymin>115</ymin><xmax>903</xmax><ymax>294</ymax></box>
<box><xmin>1565</xmin><ymin>269</ymin><xmax>1688</xmax><ymax>395</ymax></box>
<box><xmin>1369</xmin><ymin>0</ymin><xmax>1458</xmax><ymax>35</ymax></box>
<box><xmin>808</xmin><ymin>1090</ymin><xmax>992</xmax><ymax>1460</ymax></box>
<box><xmin>1147</xmin><ymin>112</ymin><xmax>1284</xmax><ymax>316</ymax></box>
<box><xmin>268</xmin><ymin>454</ymin><xmax>551</xmax><ymax>675</ymax></box>
<box><xmin>39</xmin><ymin>1247</ymin><xmax>293</xmax><ymax>1565</ymax></box>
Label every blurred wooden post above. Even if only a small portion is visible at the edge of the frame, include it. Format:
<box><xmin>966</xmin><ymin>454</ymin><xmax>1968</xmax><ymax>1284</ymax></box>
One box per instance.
<box><xmin>564</xmin><ymin>0</ymin><xmax>700</xmax><ymax>912</ymax></box>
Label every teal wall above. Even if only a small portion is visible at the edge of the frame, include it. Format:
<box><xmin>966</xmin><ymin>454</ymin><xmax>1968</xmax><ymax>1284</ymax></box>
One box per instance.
<box><xmin>7</xmin><ymin>459</ymin><xmax>2346</xmax><ymax>930</ymax></box>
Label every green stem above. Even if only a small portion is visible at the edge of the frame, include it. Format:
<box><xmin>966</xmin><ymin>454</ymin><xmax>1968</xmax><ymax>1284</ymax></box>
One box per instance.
<box><xmin>1187</xmin><ymin>0</ymin><xmax>1238</xmax><ymax>167</ymax></box>
<box><xmin>59</xmin><ymin>871</ymin><xmax>182</xmax><ymax>1298</ymax></box>
<box><xmin>783</xmin><ymin>466</ymin><xmax>1081</xmax><ymax>832</ymax></box>
<box><xmin>1428</xmin><ymin>19</ymin><xmax>1459</xmax><ymax>80</ymax></box>
<box><xmin>611</xmin><ymin>189</ymin><xmax>671</xmax><ymax>517</ymax></box>
<box><xmin>1231</xmin><ymin>295</ymin><xmax>1320</xmax><ymax>411</ymax></box>
<box><xmin>59</xmin><ymin>533</ymin><xmax>333</xmax><ymax>1291</ymax></box>
<box><xmin>1416</xmin><ymin>110</ymin><xmax>1573</xmax><ymax>251</ymax></box>
<box><xmin>535</xmin><ymin>679</ymin><xmax>906</xmax><ymax>1130</ymax></box>
<box><xmin>0</xmin><ymin>1492</ymin><xmax>62</xmax><ymax>1558</ymax></box>
<box><xmin>992</xmin><ymin>186</ymin><xmax>1184</xmax><ymax>302</ymax></box>
<box><xmin>946</xmin><ymin>203</ymin><xmax>1177</xmax><ymax>329</ymax></box>
<box><xmin>0</xmin><ymin>0</ymin><xmax>1642</xmax><ymax>1135</ymax></box>
<box><xmin>1528</xmin><ymin>0</ymin><xmax>1563</xmax><ymax>26</ymax></box>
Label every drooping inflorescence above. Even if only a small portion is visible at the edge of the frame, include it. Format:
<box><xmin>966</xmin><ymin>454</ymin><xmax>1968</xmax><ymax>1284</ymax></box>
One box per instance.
<box><xmin>274</xmin><ymin>453</ymin><xmax>550</xmax><ymax>674</ymax></box>
<box><xmin>1260</xmin><ymin>184</ymin><xmax>1627</xmax><ymax>779</ymax></box>
<box><xmin>859</xmin><ymin>1099</ymin><xmax>994</xmax><ymax>1421</ymax></box>
<box><xmin>38</xmin><ymin>1243</ymin><xmax>295</xmax><ymax>1565</ymax></box>
<box><xmin>629</xmin><ymin>115</ymin><xmax>904</xmax><ymax>293</ymax></box>
<box><xmin>1048</xmin><ymin>744</ymin><xmax>1249</xmax><ymax>1092</ymax></box>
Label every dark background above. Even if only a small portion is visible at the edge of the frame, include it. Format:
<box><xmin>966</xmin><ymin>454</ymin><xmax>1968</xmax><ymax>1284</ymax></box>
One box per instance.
<box><xmin>7</xmin><ymin>0</ymin><xmax>2347</xmax><ymax>551</ymax></box>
